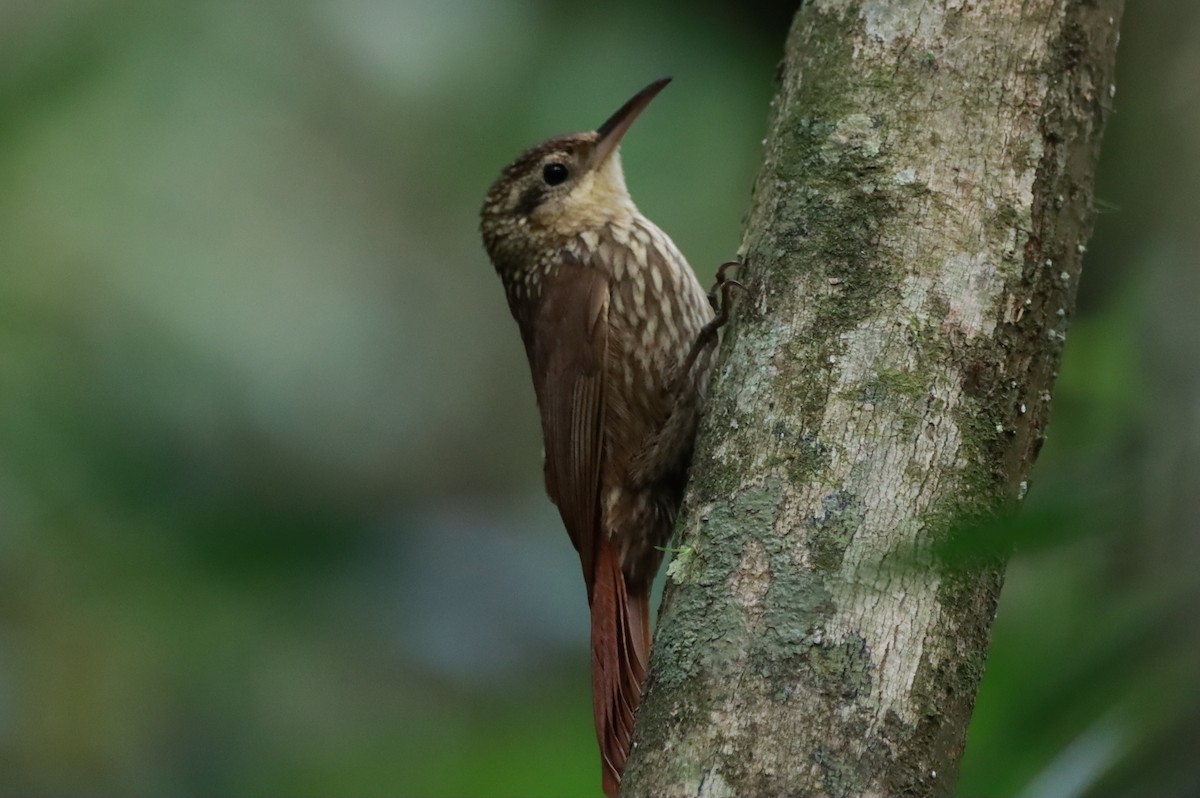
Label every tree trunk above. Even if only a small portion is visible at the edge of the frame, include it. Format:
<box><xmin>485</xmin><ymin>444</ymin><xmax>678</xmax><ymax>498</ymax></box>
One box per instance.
<box><xmin>623</xmin><ymin>2</ymin><xmax>1122</xmax><ymax>796</ymax></box>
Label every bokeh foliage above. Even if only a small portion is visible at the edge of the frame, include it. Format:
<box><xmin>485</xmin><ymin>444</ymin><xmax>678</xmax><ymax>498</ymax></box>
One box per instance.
<box><xmin>0</xmin><ymin>2</ymin><xmax>1194</xmax><ymax>796</ymax></box>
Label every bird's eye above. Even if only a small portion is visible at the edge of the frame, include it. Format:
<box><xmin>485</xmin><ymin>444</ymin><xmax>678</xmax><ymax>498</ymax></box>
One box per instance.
<box><xmin>542</xmin><ymin>162</ymin><xmax>569</xmax><ymax>186</ymax></box>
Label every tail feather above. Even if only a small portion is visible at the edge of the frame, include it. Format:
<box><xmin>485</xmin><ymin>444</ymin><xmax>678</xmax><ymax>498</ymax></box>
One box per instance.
<box><xmin>591</xmin><ymin>541</ymin><xmax>651</xmax><ymax>798</ymax></box>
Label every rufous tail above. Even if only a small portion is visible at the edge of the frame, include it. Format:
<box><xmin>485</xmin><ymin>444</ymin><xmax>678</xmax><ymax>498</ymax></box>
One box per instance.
<box><xmin>590</xmin><ymin>540</ymin><xmax>651</xmax><ymax>798</ymax></box>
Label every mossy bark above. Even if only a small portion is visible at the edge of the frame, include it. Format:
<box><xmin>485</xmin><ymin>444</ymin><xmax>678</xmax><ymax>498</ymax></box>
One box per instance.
<box><xmin>622</xmin><ymin>2</ymin><xmax>1123</xmax><ymax>796</ymax></box>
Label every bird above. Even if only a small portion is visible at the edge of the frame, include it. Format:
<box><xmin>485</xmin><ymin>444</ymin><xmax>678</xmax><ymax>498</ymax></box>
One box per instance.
<box><xmin>480</xmin><ymin>77</ymin><xmax>734</xmax><ymax>797</ymax></box>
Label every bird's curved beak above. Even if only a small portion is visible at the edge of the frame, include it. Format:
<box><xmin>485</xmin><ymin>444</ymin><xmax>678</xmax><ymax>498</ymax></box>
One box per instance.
<box><xmin>588</xmin><ymin>77</ymin><xmax>671</xmax><ymax>171</ymax></box>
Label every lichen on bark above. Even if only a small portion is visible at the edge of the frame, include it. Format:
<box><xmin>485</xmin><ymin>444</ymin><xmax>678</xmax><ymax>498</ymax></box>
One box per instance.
<box><xmin>622</xmin><ymin>2</ymin><xmax>1123</xmax><ymax>796</ymax></box>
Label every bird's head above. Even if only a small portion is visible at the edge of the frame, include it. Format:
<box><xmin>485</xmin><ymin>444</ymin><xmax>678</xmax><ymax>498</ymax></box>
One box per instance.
<box><xmin>480</xmin><ymin>77</ymin><xmax>670</xmax><ymax>267</ymax></box>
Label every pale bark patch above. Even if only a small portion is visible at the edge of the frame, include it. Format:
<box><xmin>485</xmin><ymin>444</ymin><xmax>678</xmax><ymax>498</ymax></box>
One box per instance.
<box><xmin>731</xmin><ymin>538</ymin><xmax>772</xmax><ymax>617</ymax></box>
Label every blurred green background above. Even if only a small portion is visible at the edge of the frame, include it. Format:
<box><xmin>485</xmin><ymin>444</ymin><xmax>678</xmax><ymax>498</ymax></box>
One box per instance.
<box><xmin>0</xmin><ymin>1</ymin><xmax>1194</xmax><ymax>796</ymax></box>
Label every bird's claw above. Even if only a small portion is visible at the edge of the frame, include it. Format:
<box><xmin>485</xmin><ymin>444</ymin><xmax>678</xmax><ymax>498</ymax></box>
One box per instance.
<box><xmin>706</xmin><ymin>261</ymin><xmax>746</xmax><ymax>320</ymax></box>
<box><xmin>677</xmin><ymin>261</ymin><xmax>747</xmax><ymax>386</ymax></box>
<box><xmin>707</xmin><ymin>260</ymin><xmax>747</xmax><ymax>313</ymax></box>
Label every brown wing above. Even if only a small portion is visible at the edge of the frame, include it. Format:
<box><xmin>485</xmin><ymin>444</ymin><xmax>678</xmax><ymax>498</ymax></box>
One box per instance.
<box><xmin>525</xmin><ymin>260</ymin><xmax>609</xmax><ymax>594</ymax></box>
<box><xmin>519</xmin><ymin>257</ymin><xmax>648</xmax><ymax>796</ymax></box>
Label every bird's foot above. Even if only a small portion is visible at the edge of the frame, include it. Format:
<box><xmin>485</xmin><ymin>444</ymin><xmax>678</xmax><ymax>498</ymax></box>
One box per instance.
<box><xmin>706</xmin><ymin>260</ymin><xmax>745</xmax><ymax>318</ymax></box>
<box><xmin>678</xmin><ymin>261</ymin><xmax>746</xmax><ymax>383</ymax></box>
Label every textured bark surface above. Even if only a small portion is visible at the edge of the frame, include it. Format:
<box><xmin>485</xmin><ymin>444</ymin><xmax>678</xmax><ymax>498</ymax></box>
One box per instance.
<box><xmin>622</xmin><ymin>2</ymin><xmax>1123</xmax><ymax>796</ymax></box>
